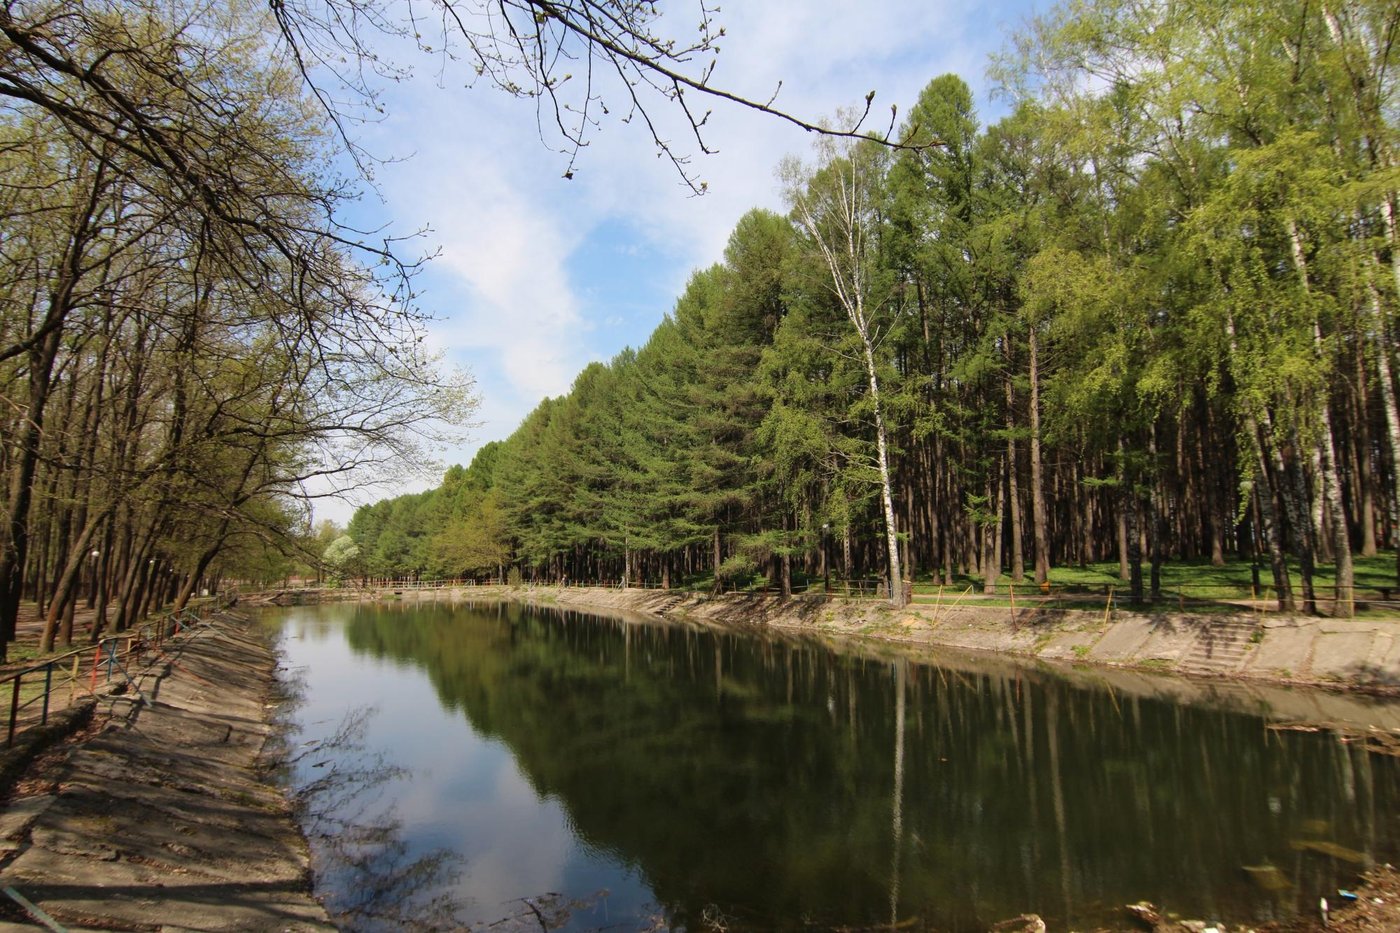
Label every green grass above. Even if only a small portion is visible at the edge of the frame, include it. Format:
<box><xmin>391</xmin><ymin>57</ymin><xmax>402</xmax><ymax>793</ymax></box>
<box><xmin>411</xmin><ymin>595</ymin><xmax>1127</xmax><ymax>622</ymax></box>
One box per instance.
<box><xmin>5</xmin><ymin>642</ymin><xmax>49</xmax><ymax>665</ymax></box>
<box><xmin>910</xmin><ymin>551</ymin><xmax>1398</xmax><ymax>600</ymax></box>
<box><xmin>537</xmin><ymin>552</ymin><xmax>1400</xmax><ymax>613</ymax></box>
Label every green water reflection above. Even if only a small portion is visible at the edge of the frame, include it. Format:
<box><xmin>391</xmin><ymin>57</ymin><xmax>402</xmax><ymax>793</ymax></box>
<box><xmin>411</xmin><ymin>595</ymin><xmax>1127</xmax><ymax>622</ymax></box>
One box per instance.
<box><xmin>297</xmin><ymin>601</ymin><xmax>1400</xmax><ymax>930</ymax></box>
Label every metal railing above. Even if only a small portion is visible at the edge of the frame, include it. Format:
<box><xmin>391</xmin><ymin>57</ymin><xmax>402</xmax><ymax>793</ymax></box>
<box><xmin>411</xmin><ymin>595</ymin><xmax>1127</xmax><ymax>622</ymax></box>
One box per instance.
<box><xmin>1</xmin><ymin>596</ymin><xmax>231</xmax><ymax>749</ymax></box>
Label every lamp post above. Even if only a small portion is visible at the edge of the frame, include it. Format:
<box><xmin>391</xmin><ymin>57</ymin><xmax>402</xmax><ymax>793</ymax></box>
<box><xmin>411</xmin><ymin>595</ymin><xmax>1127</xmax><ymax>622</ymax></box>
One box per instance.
<box><xmin>87</xmin><ymin>549</ymin><xmax>100</xmax><ymax>607</ymax></box>
<box><xmin>822</xmin><ymin>523</ymin><xmax>830</xmax><ymax>595</ymax></box>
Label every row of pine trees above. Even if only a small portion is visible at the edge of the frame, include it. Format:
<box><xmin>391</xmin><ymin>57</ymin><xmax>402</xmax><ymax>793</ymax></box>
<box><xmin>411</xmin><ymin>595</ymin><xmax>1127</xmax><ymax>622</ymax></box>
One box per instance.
<box><xmin>344</xmin><ymin>0</ymin><xmax>1400</xmax><ymax>612</ymax></box>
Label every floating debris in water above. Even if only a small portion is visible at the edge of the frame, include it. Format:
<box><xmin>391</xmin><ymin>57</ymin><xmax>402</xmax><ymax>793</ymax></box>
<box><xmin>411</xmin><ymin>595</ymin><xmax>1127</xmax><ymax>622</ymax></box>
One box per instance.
<box><xmin>1242</xmin><ymin>863</ymin><xmax>1290</xmax><ymax>891</ymax></box>
<box><xmin>1290</xmin><ymin>839</ymin><xmax>1370</xmax><ymax>864</ymax></box>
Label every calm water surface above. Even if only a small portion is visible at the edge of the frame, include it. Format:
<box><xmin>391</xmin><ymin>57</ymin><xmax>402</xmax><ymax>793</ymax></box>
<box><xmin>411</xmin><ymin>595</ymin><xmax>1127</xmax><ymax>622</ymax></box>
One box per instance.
<box><xmin>269</xmin><ymin>601</ymin><xmax>1400</xmax><ymax>931</ymax></box>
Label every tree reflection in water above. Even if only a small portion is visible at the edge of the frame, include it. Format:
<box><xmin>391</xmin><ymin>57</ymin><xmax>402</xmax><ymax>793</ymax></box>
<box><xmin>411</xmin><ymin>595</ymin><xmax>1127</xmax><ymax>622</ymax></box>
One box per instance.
<box><xmin>479</xmin><ymin>892</ymin><xmax>629</xmax><ymax>931</ymax></box>
<box><xmin>271</xmin><ymin>603</ymin><xmax>1400</xmax><ymax>931</ymax></box>
<box><xmin>276</xmin><ymin>683</ymin><xmax>466</xmax><ymax>931</ymax></box>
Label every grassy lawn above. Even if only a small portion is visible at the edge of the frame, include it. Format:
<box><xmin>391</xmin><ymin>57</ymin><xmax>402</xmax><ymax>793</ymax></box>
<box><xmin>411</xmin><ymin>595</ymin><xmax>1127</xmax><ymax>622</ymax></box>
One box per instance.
<box><xmin>901</xmin><ymin>549</ymin><xmax>1394</xmax><ymax>599</ymax></box>
<box><xmin>555</xmin><ymin>552</ymin><xmax>1400</xmax><ymax>613</ymax></box>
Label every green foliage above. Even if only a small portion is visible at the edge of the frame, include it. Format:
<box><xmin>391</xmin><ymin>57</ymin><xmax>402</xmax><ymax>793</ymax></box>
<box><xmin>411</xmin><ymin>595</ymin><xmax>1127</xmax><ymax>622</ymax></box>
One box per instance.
<box><xmin>344</xmin><ymin>4</ymin><xmax>1400</xmax><ymax>598</ymax></box>
<box><xmin>323</xmin><ymin>535</ymin><xmax>363</xmax><ymax>581</ymax></box>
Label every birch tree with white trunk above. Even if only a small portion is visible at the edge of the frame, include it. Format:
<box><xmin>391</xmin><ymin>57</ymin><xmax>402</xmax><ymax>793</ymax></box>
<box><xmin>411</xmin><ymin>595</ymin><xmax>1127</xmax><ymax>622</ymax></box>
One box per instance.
<box><xmin>783</xmin><ymin>134</ymin><xmax>906</xmax><ymax>608</ymax></box>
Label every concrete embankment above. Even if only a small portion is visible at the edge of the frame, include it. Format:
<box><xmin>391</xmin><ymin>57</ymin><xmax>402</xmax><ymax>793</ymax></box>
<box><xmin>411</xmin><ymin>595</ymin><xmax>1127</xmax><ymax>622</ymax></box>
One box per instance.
<box><xmin>371</xmin><ymin>583</ymin><xmax>1400</xmax><ymax>686</ymax></box>
<box><xmin>332</xmin><ymin>583</ymin><xmax>1400</xmax><ymax>733</ymax></box>
<box><xmin>259</xmin><ymin>581</ymin><xmax>1400</xmax><ymax>731</ymax></box>
<box><xmin>0</xmin><ymin>613</ymin><xmax>332</xmax><ymax>931</ymax></box>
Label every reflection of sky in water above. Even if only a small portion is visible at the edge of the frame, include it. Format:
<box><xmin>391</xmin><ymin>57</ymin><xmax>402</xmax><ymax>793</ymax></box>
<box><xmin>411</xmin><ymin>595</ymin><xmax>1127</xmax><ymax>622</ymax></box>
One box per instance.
<box><xmin>273</xmin><ymin>607</ymin><xmax>656</xmax><ymax>928</ymax></box>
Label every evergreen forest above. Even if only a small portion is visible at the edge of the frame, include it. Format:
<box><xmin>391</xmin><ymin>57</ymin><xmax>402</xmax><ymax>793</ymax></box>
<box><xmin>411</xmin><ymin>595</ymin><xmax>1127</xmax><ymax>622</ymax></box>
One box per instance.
<box><xmin>342</xmin><ymin>0</ymin><xmax>1400</xmax><ymax>613</ymax></box>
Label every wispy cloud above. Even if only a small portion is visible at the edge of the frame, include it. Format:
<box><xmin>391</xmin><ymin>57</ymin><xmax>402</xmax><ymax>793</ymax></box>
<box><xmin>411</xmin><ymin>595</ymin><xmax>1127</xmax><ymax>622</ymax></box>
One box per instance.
<box><xmin>371</xmin><ymin>92</ymin><xmax>593</xmax><ymax>403</ymax></box>
<box><xmin>315</xmin><ymin>0</ymin><xmax>1040</xmax><ymax>524</ymax></box>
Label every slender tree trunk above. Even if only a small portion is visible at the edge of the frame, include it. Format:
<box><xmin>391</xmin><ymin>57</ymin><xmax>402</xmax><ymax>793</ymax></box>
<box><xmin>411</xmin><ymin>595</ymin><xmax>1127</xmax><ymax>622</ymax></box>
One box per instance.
<box><xmin>842</xmin><ymin>524</ymin><xmax>853</xmax><ymax>583</ymax></box>
<box><xmin>992</xmin><ymin>462</ymin><xmax>1005</xmax><ymax>584</ymax></box>
<box><xmin>902</xmin><ymin>470</ymin><xmax>918</xmax><ymax>581</ymax></box>
<box><xmin>1253</xmin><ymin>479</ymin><xmax>1294</xmax><ymax>612</ymax></box>
<box><xmin>1006</xmin><ymin>373</ymin><xmax>1025</xmax><ymax>582</ymax></box>
<box><xmin>1227</xmin><ymin>311</ymin><xmax>1295</xmax><ymax>610</ymax></box>
<box><xmin>33</xmin><ymin>448</ymin><xmax>70</xmax><ymax>614</ymax></box>
<box><xmin>922</xmin><ymin>442</ymin><xmax>938</xmax><ymax>575</ymax></box>
<box><xmin>1148</xmin><ymin>432</ymin><xmax>1163</xmax><ymax>602</ymax></box>
<box><xmin>1364</xmin><ymin>263</ymin><xmax>1400</xmax><ymax>584</ymax></box>
<box><xmin>0</xmin><ymin>323</ymin><xmax>65</xmax><ymax>656</ymax></box>
<box><xmin>1309</xmin><ymin>444</ymin><xmax>1331</xmax><ymax>562</ymax></box>
<box><xmin>791</xmin><ymin>150</ymin><xmax>903</xmax><ymax>607</ymax></box>
<box><xmin>1080</xmin><ymin>462</ymin><xmax>1092</xmax><ymax>563</ymax></box>
<box><xmin>1028</xmin><ymin>325</ymin><xmax>1050</xmax><ymax>587</ymax></box>
<box><xmin>1286</xmin><ymin>217</ymin><xmax>1354</xmax><ymax>612</ymax></box>
<box><xmin>860</xmin><ymin>338</ymin><xmax>905</xmax><ymax>607</ymax></box>
<box><xmin>1352</xmin><ymin>330</ymin><xmax>1378</xmax><ymax>557</ymax></box>
<box><xmin>1126</xmin><ymin>489</ymin><xmax>1144</xmax><ymax>607</ymax></box>
<box><xmin>42</xmin><ymin>485</ymin><xmax>72</xmax><ymax>616</ymax></box>
<box><xmin>1117</xmin><ymin>509</ymin><xmax>1130</xmax><ymax>581</ymax></box>
<box><xmin>1203</xmin><ymin>405</ymin><xmax>1227</xmax><ymax>566</ymax></box>
<box><xmin>1262</xmin><ymin>422</ymin><xmax>1305</xmax><ymax>613</ymax></box>
<box><xmin>39</xmin><ymin>513</ymin><xmax>108</xmax><ymax>652</ymax></box>
<box><xmin>1274</xmin><ymin>419</ymin><xmax>1319</xmax><ymax>614</ymax></box>
<box><xmin>86</xmin><ymin>522</ymin><xmax>114</xmax><ymax>646</ymax></box>
<box><xmin>1316</xmin><ymin>402</ymin><xmax>1356</xmax><ymax>614</ymax></box>
<box><xmin>982</xmin><ymin>475</ymin><xmax>997</xmax><ymax>595</ymax></box>
<box><xmin>174</xmin><ymin>529</ymin><xmax>228</xmax><ymax>611</ymax></box>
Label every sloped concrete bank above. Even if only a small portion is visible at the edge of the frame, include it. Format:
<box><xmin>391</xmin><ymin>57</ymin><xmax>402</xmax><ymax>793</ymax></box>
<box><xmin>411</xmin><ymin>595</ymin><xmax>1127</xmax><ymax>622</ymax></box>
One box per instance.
<box><xmin>392</xmin><ymin>584</ymin><xmax>1400</xmax><ymax>685</ymax></box>
<box><xmin>381</xmin><ymin>584</ymin><xmax>1400</xmax><ymax>733</ymax></box>
<box><xmin>269</xmin><ymin>582</ymin><xmax>1400</xmax><ymax>729</ymax></box>
<box><xmin>0</xmin><ymin>612</ymin><xmax>333</xmax><ymax>931</ymax></box>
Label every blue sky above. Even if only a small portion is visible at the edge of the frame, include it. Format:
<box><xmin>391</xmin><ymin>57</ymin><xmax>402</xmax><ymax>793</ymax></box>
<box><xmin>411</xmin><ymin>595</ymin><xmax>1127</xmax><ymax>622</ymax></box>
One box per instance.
<box><xmin>316</xmin><ymin>0</ymin><xmax>1044</xmax><ymax>525</ymax></box>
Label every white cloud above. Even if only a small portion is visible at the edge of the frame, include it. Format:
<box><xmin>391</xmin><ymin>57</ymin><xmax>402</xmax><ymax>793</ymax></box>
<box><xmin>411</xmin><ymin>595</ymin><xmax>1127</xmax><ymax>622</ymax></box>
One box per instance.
<box><xmin>371</xmin><ymin>92</ymin><xmax>593</xmax><ymax>403</ymax></box>
<box><xmin>312</xmin><ymin>0</ymin><xmax>1042</xmax><ymax>526</ymax></box>
<box><xmin>551</xmin><ymin>0</ymin><xmax>1022</xmax><ymax>297</ymax></box>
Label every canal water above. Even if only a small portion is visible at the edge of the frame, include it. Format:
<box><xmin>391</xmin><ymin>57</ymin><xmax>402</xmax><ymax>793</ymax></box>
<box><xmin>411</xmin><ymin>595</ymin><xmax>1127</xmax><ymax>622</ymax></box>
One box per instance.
<box><xmin>268</xmin><ymin>601</ymin><xmax>1400</xmax><ymax>931</ymax></box>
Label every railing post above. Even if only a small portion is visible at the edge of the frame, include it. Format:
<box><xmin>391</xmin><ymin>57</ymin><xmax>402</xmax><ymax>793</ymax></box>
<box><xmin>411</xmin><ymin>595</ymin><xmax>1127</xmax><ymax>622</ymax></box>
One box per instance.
<box><xmin>41</xmin><ymin>663</ymin><xmax>53</xmax><ymax>725</ymax></box>
<box><xmin>7</xmin><ymin>675</ymin><xmax>21</xmax><ymax>747</ymax></box>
